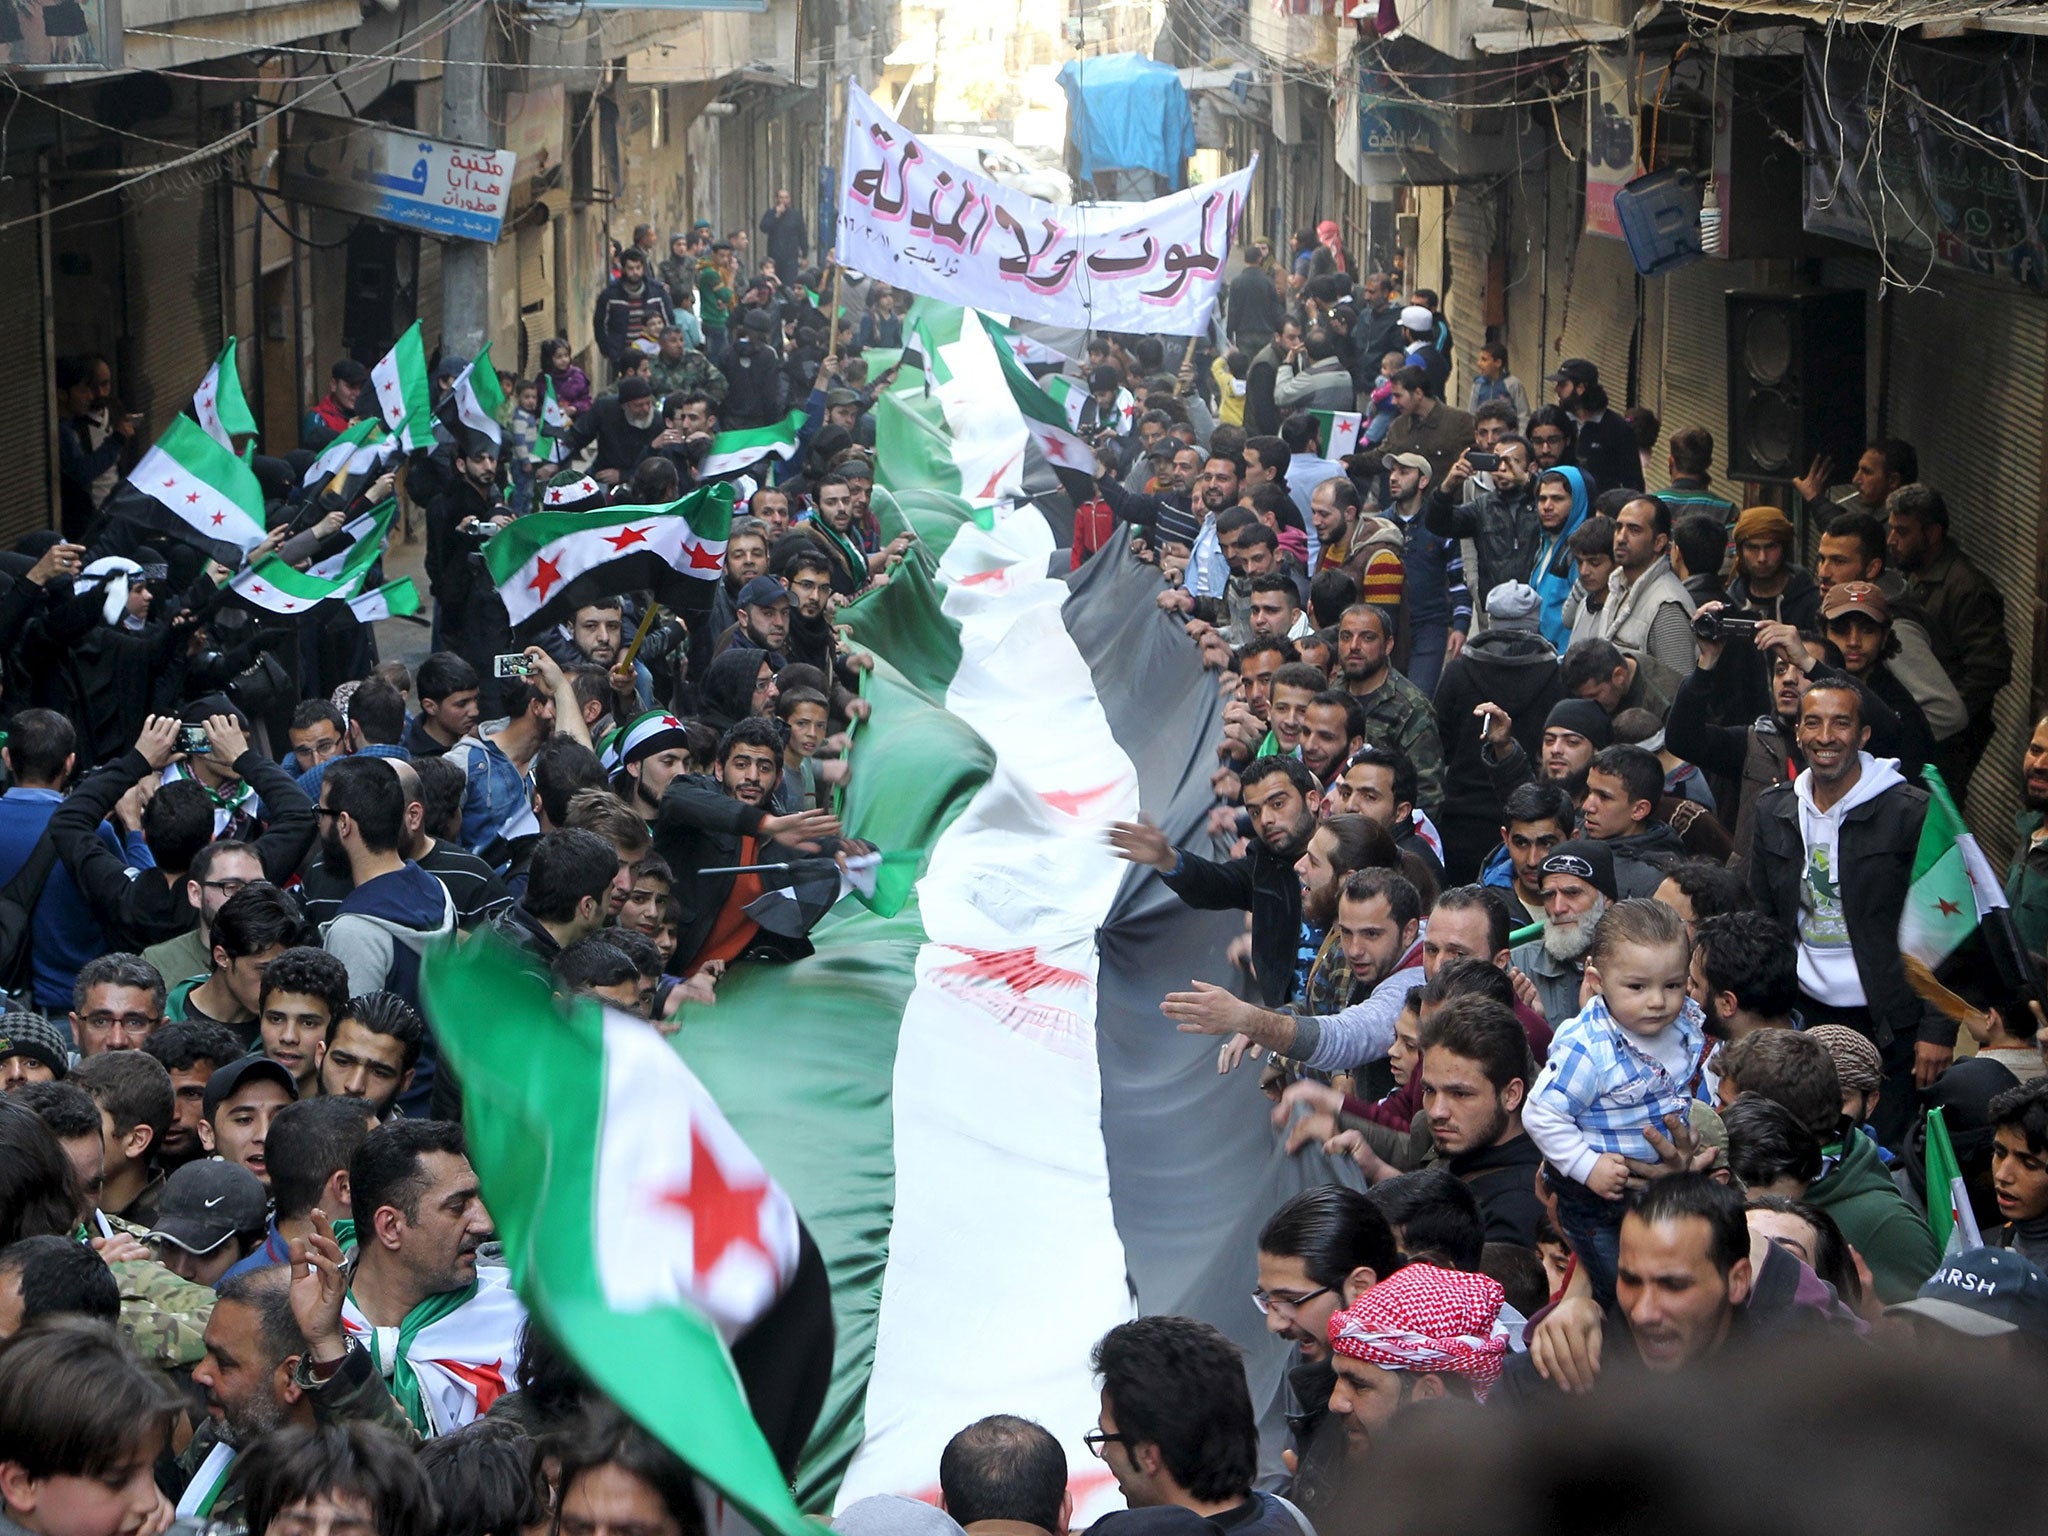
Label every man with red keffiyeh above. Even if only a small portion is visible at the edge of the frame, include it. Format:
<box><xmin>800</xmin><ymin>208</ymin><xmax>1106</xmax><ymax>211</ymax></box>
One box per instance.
<box><xmin>1325</xmin><ymin>1262</ymin><xmax>1509</xmax><ymax>1454</ymax></box>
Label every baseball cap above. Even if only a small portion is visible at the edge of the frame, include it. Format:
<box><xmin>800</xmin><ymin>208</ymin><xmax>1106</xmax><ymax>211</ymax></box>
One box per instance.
<box><xmin>735</xmin><ymin>575</ymin><xmax>790</xmax><ymax>610</ymax></box>
<box><xmin>1891</xmin><ymin>1248</ymin><xmax>2048</xmax><ymax>1339</ymax></box>
<box><xmin>1546</xmin><ymin>357</ymin><xmax>1599</xmax><ymax>386</ymax></box>
<box><xmin>824</xmin><ymin>387</ymin><xmax>861</xmax><ymax>409</ymax></box>
<box><xmin>0</xmin><ymin>1011</ymin><xmax>68</xmax><ymax>1078</ymax></box>
<box><xmin>148</xmin><ymin>1159</ymin><xmax>269</xmax><ymax>1255</ymax></box>
<box><xmin>1822</xmin><ymin>580</ymin><xmax>1890</xmax><ymax>625</ymax></box>
<box><xmin>434</xmin><ymin>352</ymin><xmax>470</xmax><ymax>382</ymax></box>
<box><xmin>1539</xmin><ymin>838</ymin><xmax>1618</xmax><ymax>901</ymax></box>
<box><xmin>618</xmin><ymin>376</ymin><xmax>654</xmax><ymax>403</ymax></box>
<box><xmin>1387</xmin><ymin>451</ymin><xmax>1433</xmax><ymax>480</ymax></box>
<box><xmin>1398</xmin><ymin>304</ymin><xmax>1433</xmax><ymax>332</ymax></box>
<box><xmin>203</xmin><ymin>1054</ymin><xmax>299</xmax><ymax>1122</ymax></box>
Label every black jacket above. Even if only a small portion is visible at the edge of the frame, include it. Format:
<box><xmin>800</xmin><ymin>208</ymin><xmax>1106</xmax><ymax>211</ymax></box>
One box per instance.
<box><xmin>51</xmin><ymin>747</ymin><xmax>316</xmax><ymax>952</ymax></box>
<box><xmin>1433</xmin><ymin>625</ymin><xmax>1561</xmax><ymax>819</ymax></box>
<box><xmin>759</xmin><ymin>206</ymin><xmax>808</xmax><ymax>276</ymax></box>
<box><xmin>1425</xmin><ymin>481</ymin><xmax>1542</xmax><ymax>601</ymax></box>
<box><xmin>592</xmin><ymin>276</ymin><xmax>674</xmax><ymax>366</ymax></box>
<box><xmin>719</xmin><ymin>339</ymin><xmax>790</xmax><ymax>431</ymax></box>
<box><xmin>1572</xmin><ymin>408</ymin><xmax>1643</xmax><ymax>497</ymax></box>
<box><xmin>1449</xmin><ymin>1131</ymin><xmax>1545</xmax><ymax>1246</ymax></box>
<box><xmin>560</xmin><ymin>396</ymin><xmax>663</xmax><ymax>477</ymax></box>
<box><xmin>1746</xmin><ymin>773</ymin><xmax>1944</xmax><ymax>1050</ymax></box>
<box><xmin>1160</xmin><ymin>835</ymin><xmax>1305</xmax><ymax>1007</ymax></box>
<box><xmin>651</xmin><ymin>773</ymin><xmax>827</xmax><ymax>973</ymax></box>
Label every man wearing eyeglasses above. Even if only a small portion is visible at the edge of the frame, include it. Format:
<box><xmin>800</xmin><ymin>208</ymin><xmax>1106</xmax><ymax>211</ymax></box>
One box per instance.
<box><xmin>67</xmin><ymin>953</ymin><xmax>167</xmax><ymax>1060</ymax></box>
<box><xmin>1085</xmin><ymin>1316</ymin><xmax>1309</xmax><ymax>1535</ymax></box>
<box><xmin>1252</xmin><ymin>1186</ymin><xmax>1399</xmax><ymax>1518</ymax></box>
<box><xmin>141</xmin><ymin>840</ymin><xmax>264</xmax><ymax>1001</ymax></box>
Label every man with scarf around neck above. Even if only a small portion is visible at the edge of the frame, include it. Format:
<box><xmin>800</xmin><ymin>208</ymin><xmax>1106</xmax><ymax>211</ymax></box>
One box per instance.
<box><xmin>337</xmin><ymin>1120</ymin><xmax>522</xmax><ymax>1438</ymax></box>
<box><xmin>1111</xmin><ymin>755</ymin><xmax>1323</xmax><ymax>1009</ymax></box>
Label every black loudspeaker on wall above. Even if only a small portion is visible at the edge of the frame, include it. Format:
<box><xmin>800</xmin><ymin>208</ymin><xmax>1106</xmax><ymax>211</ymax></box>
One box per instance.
<box><xmin>1723</xmin><ymin>291</ymin><xmax>1866</xmax><ymax>483</ymax></box>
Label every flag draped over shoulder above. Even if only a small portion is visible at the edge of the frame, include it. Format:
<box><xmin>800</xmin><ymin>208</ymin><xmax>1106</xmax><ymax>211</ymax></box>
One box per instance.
<box><xmin>419</xmin><ymin>938</ymin><xmax>815</xmax><ymax>1536</ymax></box>
<box><xmin>482</xmin><ymin>484</ymin><xmax>733</xmax><ymax>636</ymax></box>
<box><xmin>192</xmin><ymin>340</ymin><xmax>259</xmax><ymax>449</ymax></box>
<box><xmin>102</xmin><ymin>414</ymin><xmax>269</xmax><ymax>565</ymax></box>
<box><xmin>372</xmin><ymin>321</ymin><xmax>434</xmax><ymax>452</ymax></box>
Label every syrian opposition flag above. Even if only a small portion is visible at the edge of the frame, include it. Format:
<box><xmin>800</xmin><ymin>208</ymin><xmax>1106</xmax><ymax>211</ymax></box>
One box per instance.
<box><xmin>1900</xmin><ymin>765</ymin><xmax>2020</xmax><ymax>1020</ymax></box>
<box><xmin>103</xmin><ymin>414</ymin><xmax>269</xmax><ymax>565</ymax></box>
<box><xmin>419</xmin><ymin>938</ymin><xmax>817</xmax><ymax>1536</ymax></box>
<box><xmin>339</xmin><ymin>1270</ymin><xmax>527</xmax><ymax>1436</ymax></box>
<box><xmin>192</xmin><ymin>340</ymin><xmax>259</xmax><ymax>449</ymax></box>
<box><xmin>483</xmin><ymin>483</ymin><xmax>733</xmax><ymax>636</ymax></box>
<box><xmin>1925</xmin><ymin>1105</ymin><xmax>1985</xmax><ymax>1258</ymax></box>
<box><xmin>440</xmin><ymin>343</ymin><xmax>508</xmax><ymax>451</ymax></box>
<box><xmin>700</xmin><ymin>408</ymin><xmax>807</xmax><ymax>480</ymax></box>
<box><xmin>675</xmin><ymin>427</ymin><xmax>1257</xmax><ymax>1520</ymax></box>
<box><xmin>1309</xmin><ymin>409</ymin><xmax>1365</xmax><ymax>457</ymax></box>
<box><xmin>978</xmin><ymin>312</ymin><xmax>1098</xmax><ymax>505</ymax></box>
<box><xmin>371</xmin><ymin>320</ymin><xmax>434</xmax><ymax>452</ymax></box>
<box><xmin>535</xmin><ymin>376</ymin><xmax>570</xmax><ymax>466</ymax></box>
<box><xmin>300</xmin><ymin>418</ymin><xmax>388</xmax><ymax>498</ymax></box>
<box><xmin>348</xmin><ymin>577</ymin><xmax>421</xmax><ymax>623</ymax></box>
<box><xmin>307</xmin><ymin>502</ymin><xmax>396</xmax><ymax>582</ymax></box>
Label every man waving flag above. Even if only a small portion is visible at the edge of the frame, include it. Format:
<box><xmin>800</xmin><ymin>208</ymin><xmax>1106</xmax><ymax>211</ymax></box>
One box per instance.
<box><xmin>420</xmin><ymin>937</ymin><xmax>829</xmax><ymax>1536</ymax></box>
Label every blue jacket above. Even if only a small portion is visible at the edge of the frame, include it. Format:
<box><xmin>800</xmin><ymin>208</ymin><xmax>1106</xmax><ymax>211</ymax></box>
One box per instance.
<box><xmin>294</xmin><ymin>743</ymin><xmax>413</xmax><ymax>802</ymax></box>
<box><xmin>450</xmin><ymin>733</ymin><xmax>536</xmax><ymax>867</ymax></box>
<box><xmin>0</xmin><ymin>788</ymin><xmax>151</xmax><ymax>1011</ymax></box>
<box><xmin>1528</xmin><ymin>465</ymin><xmax>1591</xmax><ymax>651</ymax></box>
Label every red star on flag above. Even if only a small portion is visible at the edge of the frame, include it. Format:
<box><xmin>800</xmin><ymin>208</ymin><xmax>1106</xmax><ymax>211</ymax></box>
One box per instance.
<box><xmin>186</xmin><ymin>492</ymin><xmax>201</xmax><ymax>503</ymax></box>
<box><xmin>547</xmin><ymin>488</ymin><xmax>565</xmax><ymax>504</ymax></box>
<box><xmin>198</xmin><ymin>392</ymin><xmax>212</xmax><ymax>409</ymax></box>
<box><xmin>603</xmin><ymin>525</ymin><xmax>649</xmax><ymax>551</ymax></box>
<box><xmin>162</xmin><ymin>478</ymin><xmax>177</xmax><ymax>489</ymax></box>
<box><xmin>686</xmin><ymin>542</ymin><xmax>723</xmax><ymax>571</ymax></box>
<box><xmin>1041</xmin><ymin>432</ymin><xmax>1074</xmax><ymax>464</ymax></box>
<box><xmin>657</xmin><ymin>1127</ymin><xmax>774</xmax><ymax>1280</ymax></box>
<box><xmin>1937</xmin><ymin>897</ymin><xmax>1962</xmax><ymax>917</ymax></box>
<box><xmin>250</xmin><ymin>583</ymin><xmax>266</xmax><ymax>596</ymax></box>
<box><xmin>529</xmin><ymin>555</ymin><xmax>563</xmax><ymax>600</ymax></box>
<box><xmin>210</xmin><ymin>513</ymin><xmax>226</xmax><ymax>525</ymax></box>
<box><xmin>660</xmin><ymin>715</ymin><xmax>683</xmax><ymax>729</ymax></box>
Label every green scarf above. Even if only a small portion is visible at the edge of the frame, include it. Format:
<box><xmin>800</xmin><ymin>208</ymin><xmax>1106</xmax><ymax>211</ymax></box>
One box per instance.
<box><xmin>352</xmin><ymin>1279</ymin><xmax>478</xmax><ymax>1433</ymax></box>
<box><xmin>813</xmin><ymin>518</ymin><xmax>867</xmax><ymax>587</ymax></box>
<box><xmin>330</xmin><ymin>1217</ymin><xmax>357</xmax><ymax>1252</ymax></box>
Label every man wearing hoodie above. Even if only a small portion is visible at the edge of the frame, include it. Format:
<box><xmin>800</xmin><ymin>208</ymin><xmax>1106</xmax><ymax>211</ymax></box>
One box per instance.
<box><xmin>1528</xmin><ymin>466</ymin><xmax>1591</xmax><ymax>651</ymax></box>
<box><xmin>317</xmin><ymin>757</ymin><xmax>457</xmax><ymax>1017</ymax></box>
<box><xmin>1724</xmin><ymin>506</ymin><xmax>1821</xmax><ymax>629</ymax></box>
<box><xmin>1594</xmin><ymin>495</ymin><xmax>1696</xmax><ymax>678</ymax></box>
<box><xmin>1579</xmin><ymin>745</ymin><xmax>1688</xmax><ymax>898</ymax></box>
<box><xmin>1431</xmin><ymin>583</ymin><xmax>1561</xmax><ymax>882</ymax></box>
<box><xmin>1745</xmin><ymin>678</ymin><xmax>1948</xmax><ymax>1150</ymax></box>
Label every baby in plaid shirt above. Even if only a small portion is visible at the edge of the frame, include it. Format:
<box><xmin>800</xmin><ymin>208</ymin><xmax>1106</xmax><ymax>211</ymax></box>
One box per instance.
<box><xmin>1524</xmin><ymin>897</ymin><xmax>1705</xmax><ymax>1305</ymax></box>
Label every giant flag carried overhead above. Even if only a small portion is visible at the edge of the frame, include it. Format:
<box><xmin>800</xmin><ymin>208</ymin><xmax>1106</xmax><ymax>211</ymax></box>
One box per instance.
<box><xmin>978</xmin><ymin>312</ymin><xmax>1099</xmax><ymax>505</ymax></box>
<box><xmin>102</xmin><ymin>414</ymin><xmax>269</xmax><ymax>566</ymax></box>
<box><xmin>483</xmin><ymin>483</ymin><xmax>733</xmax><ymax>636</ymax></box>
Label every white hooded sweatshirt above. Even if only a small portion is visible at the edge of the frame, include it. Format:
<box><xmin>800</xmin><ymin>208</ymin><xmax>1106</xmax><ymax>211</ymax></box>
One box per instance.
<box><xmin>1791</xmin><ymin>751</ymin><xmax>1905</xmax><ymax>1006</ymax></box>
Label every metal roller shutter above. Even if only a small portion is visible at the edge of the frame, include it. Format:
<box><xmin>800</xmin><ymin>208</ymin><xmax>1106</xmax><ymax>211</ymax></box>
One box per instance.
<box><xmin>0</xmin><ymin>178</ymin><xmax>52</xmax><ymax>546</ymax></box>
<box><xmin>1884</xmin><ymin>272</ymin><xmax>2048</xmax><ymax>857</ymax></box>
<box><xmin>1558</xmin><ymin>228</ymin><xmax>1635</xmax><ymax>393</ymax></box>
<box><xmin>1445</xmin><ymin>188</ymin><xmax>1491</xmax><ymax>405</ymax></box>
<box><xmin>1654</xmin><ymin>260</ymin><xmax>1732</xmax><ymax>479</ymax></box>
<box><xmin>417</xmin><ymin>237</ymin><xmax>444</xmax><ymax>359</ymax></box>
<box><xmin>124</xmin><ymin>179</ymin><xmax>221</xmax><ymax>425</ymax></box>
<box><xmin>518</xmin><ymin>219</ymin><xmax>555</xmax><ymax>373</ymax></box>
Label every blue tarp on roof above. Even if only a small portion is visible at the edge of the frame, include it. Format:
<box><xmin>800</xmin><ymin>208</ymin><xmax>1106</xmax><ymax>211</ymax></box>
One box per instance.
<box><xmin>1056</xmin><ymin>53</ymin><xmax>1194</xmax><ymax>184</ymax></box>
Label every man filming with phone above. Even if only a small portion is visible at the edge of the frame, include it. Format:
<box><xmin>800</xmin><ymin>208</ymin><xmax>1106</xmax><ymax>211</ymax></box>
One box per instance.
<box><xmin>1426</xmin><ymin>436</ymin><xmax>1540</xmax><ymax>617</ymax></box>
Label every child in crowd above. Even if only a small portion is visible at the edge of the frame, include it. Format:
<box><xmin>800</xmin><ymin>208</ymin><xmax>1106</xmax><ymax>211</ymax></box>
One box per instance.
<box><xmin>1523</xmin><ymin>896</ymin><xmax>1706</xmax><ymax>1307</ymax></box>
<box><xmin>507</xmin><ymin>380</ymin><xmax>542</xmax><ymax>512</ymax></box>
<box><xmin>1363</xmin><ymin>350</ymin><xmax>1405</xmax><ymax>447</ymax></box>
<box><xmin>775</xmin><ymin>687</ymin><xmax>845</xmax><ymax>813</ymax></box>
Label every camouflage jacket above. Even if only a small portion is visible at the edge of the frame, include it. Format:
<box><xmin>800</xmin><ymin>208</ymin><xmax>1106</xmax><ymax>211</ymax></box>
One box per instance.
<box><xmin>1353</xmin><ymin>667</ymin><xmax>1445</xmax><ymax>814</ymax></box>
<box><xmin>648</xmin><ymin>350</ymin><xmax>728</xmax><ymax>406</ymax></box>
<box><xmin>173</xmin><ymin>1339</ymin><xmax>419</xmax><ymax>1531</ymax></box>
<box><xmin>98</xmin><ymin>1213</ymin><xmax>215</xmax><ymax>1370</ymax></box>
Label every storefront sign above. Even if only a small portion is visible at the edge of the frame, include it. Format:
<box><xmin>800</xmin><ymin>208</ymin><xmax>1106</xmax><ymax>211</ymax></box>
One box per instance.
<box><xmin>1804</xmin><ymin>35</ymin><xmax>2048</xmax><ymax>291</ymax></box>
<box><xmin>282</xmin><ymin>116</ymin><xmax>517</xmax><ymax>244</ymax></box>
<box><xmin>839</xmin><ymin>83</ymin><xmax>1251</xmax><ymax>337</ymax></box>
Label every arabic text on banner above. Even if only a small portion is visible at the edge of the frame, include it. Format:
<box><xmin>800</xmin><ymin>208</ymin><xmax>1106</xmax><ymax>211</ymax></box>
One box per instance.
<box><xmin>837</xmin><ymin>83</ymin><xmax>1252</xmax><ymax>338</ymax></box>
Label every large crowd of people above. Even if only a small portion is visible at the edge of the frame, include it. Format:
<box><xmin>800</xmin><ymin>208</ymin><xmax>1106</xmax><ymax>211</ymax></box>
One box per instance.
<box><xmin>11</xmin><ymin>205</ymin><xmax>2048</xmax><ymax>1536</ymax></box>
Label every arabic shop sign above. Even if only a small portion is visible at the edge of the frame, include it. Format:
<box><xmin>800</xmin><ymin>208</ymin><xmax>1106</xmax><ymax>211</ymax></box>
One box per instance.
<box><xmin>281</xmin><ymin>115</ymin><xmax>518</xmax><ymax>245</ymax></box>
<box><xmin>838</xmin><ymin>82</ymin><xmax>1253</xmax><ymax>337</ymax></box>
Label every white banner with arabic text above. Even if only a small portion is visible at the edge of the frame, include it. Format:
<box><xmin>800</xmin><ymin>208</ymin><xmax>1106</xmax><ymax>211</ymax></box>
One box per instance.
<box><xmin>838</xmin><ymin>83</ymin><xmax>1252</xmax><ymax>338</ymax></box>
